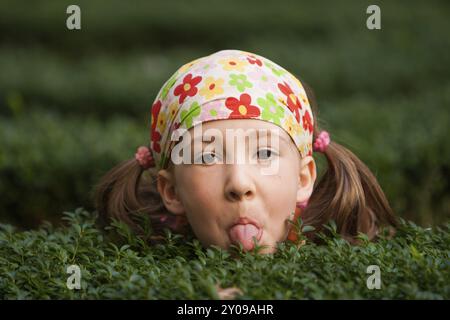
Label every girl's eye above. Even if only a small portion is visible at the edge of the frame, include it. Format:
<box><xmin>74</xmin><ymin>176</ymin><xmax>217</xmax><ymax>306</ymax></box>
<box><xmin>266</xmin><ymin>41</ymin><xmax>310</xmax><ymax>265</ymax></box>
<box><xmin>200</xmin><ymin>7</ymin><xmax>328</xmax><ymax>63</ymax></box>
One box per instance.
<box><xmin>197</xmin><ymin>152</ymin><xmax>220</xmax><ymax>165</ymax></box>
<box><xmin>256</xmin><ymin>148</ymin><xmax>277</xmax><ymax>160</ymax></box>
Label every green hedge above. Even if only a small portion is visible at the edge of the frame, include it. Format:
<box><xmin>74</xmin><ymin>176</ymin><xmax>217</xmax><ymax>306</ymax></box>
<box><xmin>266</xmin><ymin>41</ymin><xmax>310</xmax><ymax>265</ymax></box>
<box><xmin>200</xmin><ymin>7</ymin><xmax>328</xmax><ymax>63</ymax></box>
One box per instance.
<box><xmin>1</xmin><ymin>0</ymin><xmax>447</xmax><ymax>55</ymax></box>
<box><xmin>0</xmin><ymin>110</ymin><xmax>146</xmax><ymax>228</ymax></box>
<box><xmin>0</xmin><ymin>208</ymin><xmax>448</xmax><ymax>299</ymax></box>
<box><xmin>1</xmin><ymin>1</ymin><xmax>448</xmax><ymax>116</ymax></box>
<box><xmin>1</xmin><ymin>83</ymin><xmax>449</xmax><ymax>227</ymax></box>
<box><xmin>1</xmin><ymin>0</ymin><xmax>449</xmax><ymax>228</ymax></box>
<box><xmin>0</xmin><ymin>48</ymin><xmax>176</xmax><ymax>118</ymax></box>
<box><xmin>323</xmin><ymin>85</ymin><xmax>450</xmax><ymax>225</ymax></box>
<box><xmin>1</xmin><ymin>32</ymin><xmax>448</xmax><ymax>118</ymax></box>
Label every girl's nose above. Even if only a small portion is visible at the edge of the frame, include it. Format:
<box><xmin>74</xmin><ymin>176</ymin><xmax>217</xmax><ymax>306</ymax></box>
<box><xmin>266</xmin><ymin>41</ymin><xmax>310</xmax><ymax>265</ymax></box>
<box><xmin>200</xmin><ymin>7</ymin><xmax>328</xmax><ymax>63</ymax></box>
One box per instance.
<box><xmin>224</xmin><ymin>164</ymin><xmax>256</xmax><ymax>202</ymax></box>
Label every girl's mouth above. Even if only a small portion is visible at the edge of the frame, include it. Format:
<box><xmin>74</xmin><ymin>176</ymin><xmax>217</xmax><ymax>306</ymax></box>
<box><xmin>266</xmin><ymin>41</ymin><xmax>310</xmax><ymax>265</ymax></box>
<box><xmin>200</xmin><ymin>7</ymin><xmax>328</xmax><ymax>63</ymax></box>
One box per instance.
<box><xmin>228</xmin><ymin>217</ymin><xmax>263</xmax><ymax>251</ymax></box>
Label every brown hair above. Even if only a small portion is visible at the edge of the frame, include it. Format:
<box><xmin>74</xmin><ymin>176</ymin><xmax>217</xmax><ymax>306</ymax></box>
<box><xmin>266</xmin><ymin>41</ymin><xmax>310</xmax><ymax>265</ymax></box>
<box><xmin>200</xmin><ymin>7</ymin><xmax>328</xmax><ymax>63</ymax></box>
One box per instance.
<box><xmin>92</xmin><ymin>81</ymin><xmax>397</xmax><ymax>244</ymax></box>
<box><xmin>91</xmin><ymin>159</ymin><xmax>191</xmax><ymax>243</ymax></box>
<box><xmin>300</xmin><ymin>81</ymin><xmax>398</xmax><ymax>242</ymax></box>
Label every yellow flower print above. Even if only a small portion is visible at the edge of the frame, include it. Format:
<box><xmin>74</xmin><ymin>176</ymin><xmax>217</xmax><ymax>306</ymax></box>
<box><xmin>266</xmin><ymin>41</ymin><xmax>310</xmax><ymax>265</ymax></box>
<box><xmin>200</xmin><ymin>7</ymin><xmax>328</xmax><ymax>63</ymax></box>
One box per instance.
<box><xmin>287</xmin><ymin>74</ymin><xmax>309</xmax><ymax>106</ymax></box>
<box><xmin>167</xmin><ymin>101</ymin><xmax>179</xmax><ymax>121</ymax></box>
<box><xmin>199</xmin><ymin>77</ymin><xmax>225</xmax><ymax>99</ymax></box>
<box><xmin>285</xmin><ymin>114</ymin><xmax>295</xmax><ymax>136</ymax></box>
<box><xmin>156</xmin><ymin>109</ymin><xmax>167</xmax><ymax>133</ymax></box>
<box><xmin>285</xmin><ymin>114</ymin><xmax>303</xmax><ymax>137</ymax></box>
<box><xmin>289</xmin><ymin>72</ymin><xmax>304</xmax><ymax>89</ymax></box>
<box><xmin>299</xmin><ymin>143</ymin><xmax>308</xmax><ymax>157</ymax></box>
<box><xmin>278</xmin><ymin>96</ymin><xmax>287</xmax><ymax>106</ymax></box>
<box><xmin>299</xmin><ymin>90</ymin><xmax>309</xmax><ymax>106</ymax></box>
<box><xmin>218</xmin><ymin>58</ymin><xmax>248</xmax><ymax>72</ymax></box>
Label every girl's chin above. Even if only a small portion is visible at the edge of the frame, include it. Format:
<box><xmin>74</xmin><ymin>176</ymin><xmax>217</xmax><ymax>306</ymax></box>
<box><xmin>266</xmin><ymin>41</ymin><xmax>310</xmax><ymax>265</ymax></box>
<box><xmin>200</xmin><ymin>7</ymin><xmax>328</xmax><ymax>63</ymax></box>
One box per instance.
<box><xmin>255</xmin><ymin>245</ymin><xmax>278</xmax><ymax>254</ymax></box>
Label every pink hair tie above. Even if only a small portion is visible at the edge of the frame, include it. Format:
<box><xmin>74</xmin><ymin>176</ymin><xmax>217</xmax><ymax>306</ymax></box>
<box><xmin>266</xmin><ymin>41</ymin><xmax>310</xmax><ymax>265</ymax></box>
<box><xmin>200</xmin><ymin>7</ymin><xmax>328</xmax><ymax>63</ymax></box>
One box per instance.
<box><xmin>313</xmin><ymin>131</ymin><xmax>331</xmax><ymax>153</ymax></box>
<box><xmin>296</xmin><ymin>199</ymin><xmax>309</xmax><ymax>210</ymax></box>
<box><xmin>135</xmin><ymin>146</ymin><xmax>155</xmax><ymax>169</ymax></box>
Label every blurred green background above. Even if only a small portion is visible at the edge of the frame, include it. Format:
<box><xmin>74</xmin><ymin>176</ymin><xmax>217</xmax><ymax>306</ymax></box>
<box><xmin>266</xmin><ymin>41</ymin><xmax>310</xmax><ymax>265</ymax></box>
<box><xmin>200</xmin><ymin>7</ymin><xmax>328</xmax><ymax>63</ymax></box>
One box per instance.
<box><xmin>0</xmin><ymin>0</ymin><xmax>449</xmax><ymax>229</ymax></box>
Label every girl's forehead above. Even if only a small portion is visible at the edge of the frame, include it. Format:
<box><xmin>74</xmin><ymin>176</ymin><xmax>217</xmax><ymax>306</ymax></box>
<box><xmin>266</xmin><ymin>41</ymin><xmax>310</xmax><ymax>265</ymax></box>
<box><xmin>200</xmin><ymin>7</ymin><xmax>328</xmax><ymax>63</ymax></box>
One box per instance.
<box><xmin>191</xmin><ymin>119</ymin><xmax>290</xmax><ymax>138</ymax></box>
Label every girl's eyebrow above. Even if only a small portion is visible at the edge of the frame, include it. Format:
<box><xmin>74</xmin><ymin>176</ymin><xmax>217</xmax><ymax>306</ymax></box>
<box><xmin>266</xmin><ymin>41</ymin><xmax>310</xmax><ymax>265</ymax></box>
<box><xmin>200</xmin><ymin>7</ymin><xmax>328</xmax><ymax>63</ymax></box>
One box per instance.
<box><xmin>188</xmin><ymin>129</ymin><xmax>291</xmax><ymax>145</ymax></box>
<box><xmin>190</xmin><ymin>135</ymin><xmax>218</xmax><ymax>144</ymax></box>
<box><xmin>256</xmin><ymin>130</ymin><xmax>290</xmax><ymax>145</ymax></box>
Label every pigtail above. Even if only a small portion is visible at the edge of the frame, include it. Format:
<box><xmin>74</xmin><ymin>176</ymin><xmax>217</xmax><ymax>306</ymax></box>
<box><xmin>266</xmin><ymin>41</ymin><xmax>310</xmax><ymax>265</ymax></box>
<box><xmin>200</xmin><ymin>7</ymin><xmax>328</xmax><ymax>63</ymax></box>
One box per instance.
<box><xmin>91</xmin><ymin>156</ymin><xmax>190</xmax><ymax>242</ymax></box>
<box><xmin>92</xmin><ymin>157</ymin><xmax>160</xmax><ymax>230</ymax></box>
<box><xmin>301</xmin><ymin>82</ymin><xmax>398</xmax><ymax>243</ymax></box>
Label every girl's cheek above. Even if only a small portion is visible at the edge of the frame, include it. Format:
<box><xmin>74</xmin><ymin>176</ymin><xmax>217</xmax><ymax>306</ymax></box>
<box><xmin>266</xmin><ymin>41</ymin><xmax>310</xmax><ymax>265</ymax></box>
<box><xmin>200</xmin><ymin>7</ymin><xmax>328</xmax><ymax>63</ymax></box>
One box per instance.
<box><xmin>182</xmin><ymin>180</ymin><xmax>221</xmax><ymax>217</ymax></box>
<box><xmin>188</xmin><ymin>182</ymin><xmax>219</xmax><ymax>210</ymax></box>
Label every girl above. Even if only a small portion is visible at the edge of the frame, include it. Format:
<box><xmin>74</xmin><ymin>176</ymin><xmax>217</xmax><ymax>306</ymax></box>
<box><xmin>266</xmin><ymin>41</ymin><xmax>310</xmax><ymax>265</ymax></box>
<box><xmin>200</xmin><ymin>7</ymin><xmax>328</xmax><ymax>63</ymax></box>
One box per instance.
<box><xmin>93</xmin><ymin>49</ymin><xmax>397</xmax><ymax>254</ymax></box>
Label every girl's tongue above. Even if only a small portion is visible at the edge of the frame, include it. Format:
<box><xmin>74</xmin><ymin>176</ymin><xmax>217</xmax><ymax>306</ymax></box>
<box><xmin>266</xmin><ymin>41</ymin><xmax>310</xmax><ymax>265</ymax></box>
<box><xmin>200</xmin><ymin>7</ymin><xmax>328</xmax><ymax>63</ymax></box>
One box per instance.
<box><xmin>228</xmin><ymin>224</ymin><xmax>262</xmax><ymax>251</ymax></box>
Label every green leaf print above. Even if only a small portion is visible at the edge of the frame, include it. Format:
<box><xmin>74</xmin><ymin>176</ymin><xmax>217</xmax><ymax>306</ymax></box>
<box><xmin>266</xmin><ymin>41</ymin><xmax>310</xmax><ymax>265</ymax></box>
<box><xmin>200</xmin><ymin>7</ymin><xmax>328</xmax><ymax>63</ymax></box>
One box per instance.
<box><xmin>257</xmin><ymin>93</ymin><xmax>285</xmax><ymax>125</ymax></box>
<box><xmin>180</xmin><ymin>101</ymin><xmax>202</xmax><ymax>128</ymax></box>
<box><xmin>264</xmin><ymin>61</ymin><xmax>287</xmax><ymax>77</ymax></box>
<box><xmin>229</xmin><ymin>74</ymin><xmax>253</xmax><ymax>92</ymax></box>
<box><xmin>161</xmin><ymin>72</ymin><xmax>179</xmax><ymax>100</ymax></box>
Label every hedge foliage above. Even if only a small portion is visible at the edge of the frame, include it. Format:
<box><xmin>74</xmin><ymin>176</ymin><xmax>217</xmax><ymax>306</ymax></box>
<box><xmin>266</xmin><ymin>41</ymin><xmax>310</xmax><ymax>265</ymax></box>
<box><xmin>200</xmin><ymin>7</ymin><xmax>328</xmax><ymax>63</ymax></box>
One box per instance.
<box><xmin>1</xmin><ymin>87</ymin><xmax>449</xmax><ymax>227</ymax></box>
<box><xmin>0</xmin><ymin>110</ymin><xmax>146</xmax><ymax>228</ymax></box>
<box><xmin>0</xmin><ymin>208</ymin><xmax>448</xmax><ymax>299</ymax></box>
<box><xmin>1</xmin><ymin>1</ymin><xmax>449</xmax><ymax>117</ymax></box>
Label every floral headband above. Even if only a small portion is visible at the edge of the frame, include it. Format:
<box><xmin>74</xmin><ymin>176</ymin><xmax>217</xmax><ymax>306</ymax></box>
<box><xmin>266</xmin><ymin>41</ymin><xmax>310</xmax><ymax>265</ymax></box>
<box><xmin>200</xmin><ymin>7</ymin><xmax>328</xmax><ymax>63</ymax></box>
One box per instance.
<box><xmin>136</xmin><ymin>49</ymin><xmax>330</xmax><ymax>170</ymax></box>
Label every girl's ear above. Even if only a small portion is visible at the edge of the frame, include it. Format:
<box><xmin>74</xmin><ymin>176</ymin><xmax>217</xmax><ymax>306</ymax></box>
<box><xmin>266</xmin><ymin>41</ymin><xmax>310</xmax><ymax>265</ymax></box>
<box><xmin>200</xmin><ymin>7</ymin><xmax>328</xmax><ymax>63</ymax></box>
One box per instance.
<box><xmin>157</xmin><ymin>169</ymin><xmax>185</xmax><ymax>215</ymax></box>
<box><xmin>296</xmin><ymin>156</ymin><xmax>317</xmax><ymax>203</ymax></box>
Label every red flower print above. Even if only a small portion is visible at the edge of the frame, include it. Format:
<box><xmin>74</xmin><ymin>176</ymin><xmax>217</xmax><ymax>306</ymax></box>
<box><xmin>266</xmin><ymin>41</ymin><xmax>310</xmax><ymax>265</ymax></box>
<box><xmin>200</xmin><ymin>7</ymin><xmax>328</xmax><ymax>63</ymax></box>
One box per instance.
<box><xmin>247</xmin><ymin>55</ymin><xmax>262</xmax><ymax>67</ymax></box>
<box><xmin>278</xmin><ymin>81</ymin><xmax>302</xmax><ymax>122</ymax></box>
<box><xmin>151</xmin><ymin>130</ymin><xmax>161</xmax><ymax>153</ymax></box>
<box><xmin>173</xmin><ymin>73</ymin><xmax>202</xmax><ymax>104</ymax></box>
<box><xmin>151</xmin><ymin>100</ymin><xmax>162</xmax><ymax>130</ymax></box>
<box><xmin>302</xmin><ymin>110</ymin><xmax>313</xmax><ymax>134</ymax></box>
<box><xmin>225</xmin><ymin>93</ymin><xmax>260</xmax><ymax>118</ymax></box>
<box><xmin>150</xmin><ymin>100</ymin><xmax>163</xmax><ymax>153</ymax></box>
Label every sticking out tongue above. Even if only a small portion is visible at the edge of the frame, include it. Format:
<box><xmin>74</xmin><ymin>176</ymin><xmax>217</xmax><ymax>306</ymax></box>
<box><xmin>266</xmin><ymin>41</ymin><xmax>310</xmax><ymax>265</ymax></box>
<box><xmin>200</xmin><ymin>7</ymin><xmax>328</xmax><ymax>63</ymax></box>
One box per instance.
<box><xmin>229</xmin><ymin>224</ymin><xmax>261</xmax><ymax>251</ymax></box>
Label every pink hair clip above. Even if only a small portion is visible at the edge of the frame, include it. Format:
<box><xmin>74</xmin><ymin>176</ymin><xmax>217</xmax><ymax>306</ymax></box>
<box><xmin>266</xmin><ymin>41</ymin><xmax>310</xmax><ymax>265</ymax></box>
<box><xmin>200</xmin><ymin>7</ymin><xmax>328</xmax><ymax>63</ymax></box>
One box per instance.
<box><xmin>135</xmin><ymin>146</ymin><xmax>155</xmax><ymax>169</ymax></box>
<box><xmin>313</xmin><ymin>131</ymin><xmax>331</xmax><ymax>153</ymax></box>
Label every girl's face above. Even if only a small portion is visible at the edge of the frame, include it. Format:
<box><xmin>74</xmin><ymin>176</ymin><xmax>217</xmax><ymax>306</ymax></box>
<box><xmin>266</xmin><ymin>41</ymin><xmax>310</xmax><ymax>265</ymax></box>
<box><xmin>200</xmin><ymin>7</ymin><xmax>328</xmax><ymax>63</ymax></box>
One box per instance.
<box><xmin>157</xmin><ymin>119</ymin><xmax>316</xmax><ymax>254</ymax></box>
